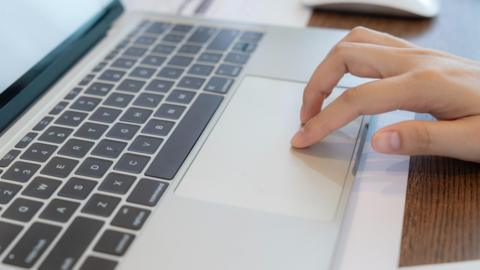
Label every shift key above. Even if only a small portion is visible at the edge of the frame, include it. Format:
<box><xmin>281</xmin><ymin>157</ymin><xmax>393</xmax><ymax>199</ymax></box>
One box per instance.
<box><xmin>3</xmin><ymin>222</ymin><xmax>60</xmax><ymax>268</ymax></box>
<box><xmin>39</xmin><ymin>217</ymin><xmax>104</xmax><ymax>270</ymax></box>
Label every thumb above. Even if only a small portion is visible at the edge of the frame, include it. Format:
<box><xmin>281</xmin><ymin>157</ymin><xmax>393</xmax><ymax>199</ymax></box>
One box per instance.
<box><xmin>371</xmin><ymin>119</ymin><xmax>472</xmax><ymax>159</ymax></box>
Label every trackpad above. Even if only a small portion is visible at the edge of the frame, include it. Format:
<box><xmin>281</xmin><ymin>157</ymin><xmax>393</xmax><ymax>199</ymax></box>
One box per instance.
<box><xmin>176</xmin><ymin>76</ymin><xmax>362</xmax><ymax>220</ymax></box>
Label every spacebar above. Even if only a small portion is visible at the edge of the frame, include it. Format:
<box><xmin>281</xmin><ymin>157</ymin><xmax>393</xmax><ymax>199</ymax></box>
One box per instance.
<box><xmin>146</xmin><ymin>93</ymin><xmax>223</xmax><ymax>180</ymax></box>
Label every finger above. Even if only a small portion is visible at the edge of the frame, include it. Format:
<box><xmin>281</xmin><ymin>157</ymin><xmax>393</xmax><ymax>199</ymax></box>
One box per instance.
<box><xmin>301</xmin><ymin>42</ymin><xmax>414</xmax><ymax>124</ymax></box>
<box><xmin>342</xmin><ymin>26</ymin><xmax>416</xmax><ymax>48</ymax></box>
<box><xmin>293</xmin><ymin>75</ymin><xmax>419</xmax><ymax>148</ymax></box>
<box><xmin>371</xmin><ymin>116</ymin><xmax>480</xmax><ymax>162</ymax></box>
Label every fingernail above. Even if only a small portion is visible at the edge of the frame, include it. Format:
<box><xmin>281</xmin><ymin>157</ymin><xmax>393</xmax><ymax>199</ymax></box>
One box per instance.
<box><xmin>291</xmin><ymin>128</ymin><xmax>306</xmax><ymax>147</ymax></box>
<box><xmin>374</xmin><ymin>131</ymin><xmax>401</xmax><ymax>152</ymax></box>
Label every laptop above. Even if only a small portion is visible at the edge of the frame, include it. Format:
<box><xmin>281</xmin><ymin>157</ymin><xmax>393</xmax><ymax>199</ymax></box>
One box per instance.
<box><xmin>0</xmin><ymin>1</ymin><xmax>368</xmax><ymax>269</ymax></box>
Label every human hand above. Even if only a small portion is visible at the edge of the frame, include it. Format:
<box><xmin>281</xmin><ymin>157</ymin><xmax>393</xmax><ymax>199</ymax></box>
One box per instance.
<box><xmin>290</xmin><ymin>27</ymin><xmax>480</xmax><ymax>162</ymax></box>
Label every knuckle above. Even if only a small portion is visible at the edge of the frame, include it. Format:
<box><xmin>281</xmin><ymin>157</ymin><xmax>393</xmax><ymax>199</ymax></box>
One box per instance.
<box><xmin>331</xmin><ymin>41</ymin><xmax>352</xmax><ymax>56</ymax></box>
<box><xmin>348</xmin><ymin>26</ymin><xmax>370</xmax><ymax>39</ymax></box>
<box><xmin>339</xmin><ymin>88</ymin><xmax>360</xmax><ymax>106</ymax></box>
<box><xmin>410</xmin><ymin>68</ymin><xmax>441</xmax><ymax>82</ymax></box>
<box><xmin>412</xmin><ymin>123</ymin><xmax>432</xmax><ymax>153</ymax></box>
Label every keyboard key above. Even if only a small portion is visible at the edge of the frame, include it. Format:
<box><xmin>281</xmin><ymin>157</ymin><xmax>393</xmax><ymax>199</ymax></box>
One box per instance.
<box><xmin>58</xmin><ymin>177</ymin><xmax>97</xmax><ymax>200</ymax></box>
<box><xmin>141</xmin><ymin>55</ymin><xmax>166</xmax><ymax>66</ymax></box>
<box><xmin>33</xmin><ymin>116</ymin><xmax>54</xmax><ymax>131</ymax></box>
<box><xmin>224</xmin><ymin>52</ymin><xmax>249</xmax><ymax>64</ymax></box>
<box><xmin>0</xmin><ymin>150</ymin><xmax>20</xmax><ymax>167</ymax></box>
<box><xmin>104</xmin><ymin>92</ymin><xmax>134</xmax><ymax>108</ymax></box>
<box><xmin>0</xmin><ymin>181</ymin><xmax>22</xmax><ymax>204</ymax></box>
<box><xmin>144</xmin><ymin>79</ymin><xmax>173</xmax><ymax>93</ymax></box>
<box><xmin>99</xmin><ymin>69</ymin><xmax>125</xmax><ymax>82</ymax></box>
<box><xmin>64</xmin><ymin>87</ymin><xmax>82</xmax><ymax>100</ymax></box>
<box><xmin>39</xmin><ymin>126</ymin><xmax>73</xmax><ymax>144</ymax></box>
<box><xmin>172</xmin><ymin>24</ymin><xmax>193</xmax><ymax>33</ymax></box>
<box><xmin>21</xmin><ymin>143</ymin><xmax>57</xmax><ymax>162</ymax></box>
<box><xmin>155</xmin><ymin>103</ymin><xmax>186</xmax><ymax>120</ymax></box>
<box><xmin>79</xmin><ymin>74</ymin><xmax>95</xmax><ymax>86</ymax></box>
<box><xmin>98</xmin><ymin>172</ymin><xmax>136</xmax><ymax>195</ymax></box>
<box><xmin>129</xmin><ymin>135</ymin><xmax>163</xmax><ymax>154</ymax></box>
<box><xmin>177</xmin><ymin>76</ymin><xmax>205</xmax><ymax>90</ymax></box>
<box><xmin>188</xmin><ymin>64</ymin><xmax>214</xmax><ymax>76</ymax></box>
<box><xmin>80</xmin><ymin>256</ymin><xmax>118</xmax><ymax>270</ymax></box>
<box><xmin>168</xmin><ymin>55</ymin><xmax>193</xmax><ymax>67</ymax></box>
<box><xmin>15</xmin><ymin>132</ymin><xmax>38</xmax><ymax>148</ymax></box>
<box><xmin>127</xmin><ymin>178</ymin><xmax>168</xmax><ymax>206</ymax></box>
<box><xmin>3</xmin><ymin>222</ymin><xmax>60</xmax><ymax>268</ymax></box>
<box><xmin>92</xmin><ymin>62</ymin><xmax>107</xmax><ymax>73</ymax></box>
<box><xmin>74</xmin><ymin>122</ymin><xmax>108</xmax><ymax>140</ymax></box>
<box><xmin>123</xmin><ymin>46</ymin><xmax>147</xmax><ymax>57</ymax></box>
<box><xmin>198</xmin><ymin>52</ymin><xmax>222</xmax><ymax>63</ymax></box>
<box><xmin>188</xmin><ymin>26</ymin><xmax>216</xmax><ymax>43</ymax></box>
<box><xmin>133</xmin><ymin>93</ymin><xmax>163</xmax><ymax>108</ymax></box>
<box><xmin>90</xmin><ymin>107</ymin><xmax>122</xmax><ymax>123</ymax></box>
<box><xmin>142</xmin><ymin>119</ymin><xmax>174</xmax><ymax>136</ymax></box>
<box><xmin>85</xmin><ymin>82</ymin><xmax>114</xmax><ymax>96</ymax></box>
<box><xmin>207</xmin><ymin>29</ymin><xmax>239</xmax><ymax>51</ymax></box>
<box><xmin>41</xmin><ymin>157</ymin><xmax>79</xmax><ymax>178</ymax></box>
<box><xmin>112</xmin><ymin>58</ymin><xmax>137</xmax><ymax>69</ymax></box>
<box><xmin>92</xmin><ymin>139</ymin><xmax>127</xmax><ymax>159</ymax></box>
<box><xmin>178</xmin><ymin>44</ymin><xmax>201</xmax><ymax>54</ymax></box>
<box><xmin>40</xmin><ymin>198</ymin><xmax>80</xmax><ymax>223</ymax></box>
<box><xmin>112</xmin><ymin>205</ymin><xmax>150</xmax><ymax>230</ymax></box>
<box><xmin>3</xmin><ymin>198</ymin><xmax>43</xmax><ymax>222</ymax></box>
<box><xmin>130</xmin><ymin>66</ymin><xmax>156</xmax><ymax>79</ymax></box>
<box><xmin>216</xmin><ymin>64</ymin><xmax>242</xmax><ymax>77</ymax></box>
<box><xmin>167</xmin><ymin>89</ymin><xmax>196</xmax><ymax>104</ymax></box>
<box><xmin>50</xmin><ymin>101</ymin><xmax>69</xmax><ymax>115</ymax></box>
<box><xmin>240</xmin><ymin>31</ymin><xmax>264</xmax><ymax>42</ymax></box>
<box><xmin>152</xmin><ymin>44</ymin><xmax>175</xmax><ymax>55</ymax></box>
<box><xmin>2</xmin><ymin>161</ymin><xmax>40</xmax><ymax>183</ymax></box>
<box><xmin>22</xmin><ymin>177</ymin><xmax>61</xmax><ymax>199</ymax></box>
<box><xmin>134</xmin><ymin>35</ymin><xmax>156</xmax><ymax>45</ymax></box>
<box><xmin>146</xmin><ymin>94</ymin><xmax>223</xmax><ymax>179</ymax></box>
<box><xmin>172</xmin><ymin>23</ymin><xmax>193</xmax><ymax>33</ymax></box>
<box><xmin>106</xmin><ymin>123</ymin><xmax>140</xmax><ymax>140</ymax></box>
<box><xmin>116</xmin><ymin>78</ymin><xmax>146</xmax><ymax>93</ymax></box>
<box><xmin>145</xmin><ymin>22</ymin><xmax>170</xmax><ymax>34</ymax></box>
<box><xmin>71</xmin><ymin>96</ymin><xmax>101</xmax><ymax>112</ymax></box>
<box><xmin>157</xmin><ymin>66</ymin><xmax>184</xmax><ymax>79</ymax></box>
<box><xmin>39</xmin><ymin>217</ymin><xmax>104</xmax><ymax>270</ymax></box>
<box><xmin>58</xmin><ymin>139</ymin><xmax>94</xmax><ymax>158</ymax></box>
<box><xmin>204</xmin><ymin>76</ymin><xmax>234</xmax><ymax>94</ymax></box>
<box><xmin>82</xmin><ymin>193</ymin><xmax>120</xmax><ymax>217</ymax></box>
<box><xmin>55</xmin><ymin>110</ymin><xmax>88</xmax><ymax>127</ymax></box>
<box><xmin>114</xmin><ymin>153</ymin><xmax>150</xmax><ymax>174</ymax></box>
<box><xmin>120</xmin><ymin>107</ymin><xmax>153</xmax><ymax>124</ymax></box>
<box><xmin>76</xmin><ymin>157</ymin><xmax>112</xmax><ymax>179</ymax></box>
<box><xmin>163</xmin><ymin>33</ymin><xmax>185</xmax><ymax>43</ymax></box>
<box><xmin>94</xmin><ymin>230</ymin><xmax>135</xmax><ymax>256</ymax></box>
<box><xmin>0</xmin><ymin>221</ymin><xmax>22</xmax><ymax>255</ymax></box>
<box><xmin>233</xmin><ymin>41</ymin><xmax>257</xmax><ymax>53</ymax></box>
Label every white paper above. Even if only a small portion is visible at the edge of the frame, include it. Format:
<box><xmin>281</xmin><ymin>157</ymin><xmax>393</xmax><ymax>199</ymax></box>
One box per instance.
<box><xmin>122</xmin><ymin>0</ymin><xmax>312</xmax><ymax>27</ymax></box>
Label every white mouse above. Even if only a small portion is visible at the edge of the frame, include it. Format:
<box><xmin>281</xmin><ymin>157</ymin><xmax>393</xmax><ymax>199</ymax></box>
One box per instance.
<box><xmin>302</xmin><ymin>0</ymin><xmax>439</xmax><ymax>18</ymax></box>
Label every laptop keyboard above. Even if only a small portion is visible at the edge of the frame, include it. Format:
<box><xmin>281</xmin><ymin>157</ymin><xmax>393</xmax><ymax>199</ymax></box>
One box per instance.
<box><xmin>0</xmin><ymin>20</ymin><xmax>263</xmax><ymax>270</ymax></box>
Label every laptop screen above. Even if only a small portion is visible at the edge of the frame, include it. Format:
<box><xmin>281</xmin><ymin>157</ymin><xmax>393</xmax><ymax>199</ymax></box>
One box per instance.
<box><xmin>0</xmin><ymin>0</ymin><xmax>122</xmax><ymax>132</ymax></box>
<box><xmin>0</xmin><ymin>0</ymin><xmax>112</xmax><ymax>94</ymax></box>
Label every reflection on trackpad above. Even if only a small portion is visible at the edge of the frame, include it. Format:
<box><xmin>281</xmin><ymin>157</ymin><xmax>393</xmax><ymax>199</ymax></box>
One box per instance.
<box><xmin>176</xmin><ymin>76</ymin><xmax>362</xmax><ymax>221</ymax></box>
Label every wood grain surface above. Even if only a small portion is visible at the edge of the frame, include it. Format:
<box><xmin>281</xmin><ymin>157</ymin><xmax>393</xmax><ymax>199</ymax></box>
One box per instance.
<box><xmin>307</xmin><ymin>0</ymin><xmax>480</xmax><ymax>267</ymax></box>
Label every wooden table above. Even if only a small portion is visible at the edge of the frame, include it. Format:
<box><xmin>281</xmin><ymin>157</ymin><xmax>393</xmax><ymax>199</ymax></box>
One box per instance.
<box><xmin>308</xmin><ymin>0</ymin><xmax>480</xmax><ymax>267</ymax></box>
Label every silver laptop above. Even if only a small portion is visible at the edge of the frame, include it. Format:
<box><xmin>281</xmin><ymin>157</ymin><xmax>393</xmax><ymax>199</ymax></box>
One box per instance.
<box><xmin>0</xmin><ymin>1</ymin><xmax>368</xmax><ymax>269</ymax></box>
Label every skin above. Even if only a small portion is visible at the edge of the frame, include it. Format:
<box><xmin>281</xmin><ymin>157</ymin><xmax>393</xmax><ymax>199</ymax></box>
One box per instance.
<box><xmin>290</xmin><ymin>26</ymin><xmax>480</xmax><ymax>163</ymax></box>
